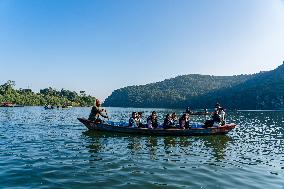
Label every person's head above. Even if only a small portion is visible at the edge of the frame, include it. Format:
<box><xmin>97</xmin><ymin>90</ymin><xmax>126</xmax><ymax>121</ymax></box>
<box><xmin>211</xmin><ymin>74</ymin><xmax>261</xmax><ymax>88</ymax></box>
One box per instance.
<box><xmin>185</xmin><ymin>113</ymin><xmax>190</xmax><ymax>120</ymax></box>
<box><xmin>151</xmin><ymin>111</ymin><xmax>157</xmax><ymax>118</ymax></box>
<box><xmin>165</xmin><ymin>114</ymin><xmax>171</xmax><ymax>119</ymax></box>
<box><xmin>172</xmin><ymin>112</ymin><xmax>177</xmax><ymax>118</ymax></box>
<box><xmin>181</xmin><ymin>113</ymin><xmax>189</xmax><ymax>119</ymax></box>
<box><xmin>132</xmin><ymin>112</ymin><xmax>137</xmax><ymax>118</ymax></box>
<box><xmin>95</xmin><ymin>99</ymin><xmax>101</xmax><ymax>107</ymax></box>
<box><xmin>138</xmin><ymin>112</ymin><xmax>143</xmax><ymax>117</ymax></box>
<box><xmin>215</xmin><ymin>102</ymin><xmax>221</xmax><ymax>109</ymax></box>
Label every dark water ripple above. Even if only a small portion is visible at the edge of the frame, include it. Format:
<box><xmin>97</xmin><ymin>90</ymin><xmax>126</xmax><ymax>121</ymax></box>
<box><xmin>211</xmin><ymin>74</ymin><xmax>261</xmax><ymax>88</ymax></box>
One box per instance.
<box><xmin>0</xmin><ymin>107</ymin><xmax>283</xmax><ymax>189</ymax></box>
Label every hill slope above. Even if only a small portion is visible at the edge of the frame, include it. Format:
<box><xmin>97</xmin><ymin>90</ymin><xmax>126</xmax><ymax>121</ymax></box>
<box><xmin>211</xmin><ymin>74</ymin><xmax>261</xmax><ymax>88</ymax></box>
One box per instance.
<box><xmin>103</xmin><ymin>74</ymin><xmax>254</xmax><ymax>108</ymax></box>
<box><xmin>189</xmin><ymin>63</ymin><xmax>284</xmax><ymax>109</ymax></box>
<box><xmin>104</xmin><ymin>63</ymin><xmax>284</xmax><ymax>109</ymax></box>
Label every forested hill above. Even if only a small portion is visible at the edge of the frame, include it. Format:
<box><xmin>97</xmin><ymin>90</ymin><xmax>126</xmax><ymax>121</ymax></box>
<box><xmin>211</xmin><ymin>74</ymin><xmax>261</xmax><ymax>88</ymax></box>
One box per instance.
<box><xmin>103</xmin><ymin>63</ymin><xmax>284</xmax><ymax>109</ymax></box>
<box><xmin>0</xmin><ymin>81</ymin><xmax>96</xmax><ymax>106</ymax></box>
<box><xmin>189</xmin><ymin>63</ymin><xmax>284</xmax><ymax>109</ymax></box>
<box><xmin>103</xmin><ymin>74</ymin><xmax>254</xmax><ymax>108</ymax></box>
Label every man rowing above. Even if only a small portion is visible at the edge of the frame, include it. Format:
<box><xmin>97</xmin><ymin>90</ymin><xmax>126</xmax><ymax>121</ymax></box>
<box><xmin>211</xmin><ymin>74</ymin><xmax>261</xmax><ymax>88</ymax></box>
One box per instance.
<box><xmin>88</xmin><ymin>99</ymin><xmax>109</xmax><ymax>123</ymax></box>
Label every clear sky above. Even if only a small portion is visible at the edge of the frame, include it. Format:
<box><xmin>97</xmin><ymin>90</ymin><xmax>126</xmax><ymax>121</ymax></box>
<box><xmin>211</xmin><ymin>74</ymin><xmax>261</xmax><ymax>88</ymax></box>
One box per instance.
<box><xmin>0</xmin><ymin>0</ymin><xmax>284</xmax><ymax>100</ymax></box>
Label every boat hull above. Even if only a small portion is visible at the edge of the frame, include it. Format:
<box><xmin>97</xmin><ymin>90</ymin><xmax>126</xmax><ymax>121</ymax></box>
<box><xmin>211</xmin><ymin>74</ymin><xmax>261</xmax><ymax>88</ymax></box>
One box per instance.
<box><xmin>77</xmin><ymin>118</ymin><xmax>236</xmax><ymax>136</ymax></box>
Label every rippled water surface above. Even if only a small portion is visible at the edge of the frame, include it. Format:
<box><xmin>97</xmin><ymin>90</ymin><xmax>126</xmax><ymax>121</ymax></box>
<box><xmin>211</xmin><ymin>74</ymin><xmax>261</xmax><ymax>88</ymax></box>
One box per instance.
<box><xmin>0</xmin><ymin>107</ymin><xmax>283</xmax><ymax>189</ymax></box>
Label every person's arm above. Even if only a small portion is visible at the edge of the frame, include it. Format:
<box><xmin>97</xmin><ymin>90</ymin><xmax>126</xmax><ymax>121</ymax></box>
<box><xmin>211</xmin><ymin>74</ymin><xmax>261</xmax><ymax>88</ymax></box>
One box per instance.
<box><xmin>99</xmin><ymin>109</ymin><xmax>109</xmax><ymax>118</ymax></box>
<box><xmin>133</xmin><ymin>119</ymin><xmax>138</xmax><ymax>127</ymax></box>
<box><xmin>147</xmin><ymin>120</ymin><xmax>153</xmax><ymax>129</ymax></box>
<box><xmin>180</xmin><ymin>120</ymin><xmax>185</xmax><ymax>129</ymax></box>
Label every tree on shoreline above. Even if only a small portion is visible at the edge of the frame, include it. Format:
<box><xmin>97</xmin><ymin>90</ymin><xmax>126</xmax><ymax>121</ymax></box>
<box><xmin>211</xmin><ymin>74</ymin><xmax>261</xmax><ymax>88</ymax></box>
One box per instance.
<box><xmin>0</xmin><ymin>81</ymin><xmax>96</xmax><ymax>106</ymax></box>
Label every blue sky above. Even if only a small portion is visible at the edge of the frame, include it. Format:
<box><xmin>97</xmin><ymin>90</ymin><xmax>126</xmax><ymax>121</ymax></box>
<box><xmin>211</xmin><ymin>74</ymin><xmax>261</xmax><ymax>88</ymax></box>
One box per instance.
<box><xmin>0</xmin><ymin>0</ymin><xmax>284</xmax><ymax>100</ymax></box>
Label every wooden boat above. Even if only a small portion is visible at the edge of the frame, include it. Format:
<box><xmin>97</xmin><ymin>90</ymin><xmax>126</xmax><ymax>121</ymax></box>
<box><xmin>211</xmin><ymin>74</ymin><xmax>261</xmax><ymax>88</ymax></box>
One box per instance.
<box><xmin>44</xmin><ymin>105</ymin><xmax>55</xmax><ymax>110</ymax></box>
<box><xmin>0</xmin><ymin>102</ymin><xmax>24</xmax><ymax>107</ymax></box>
<box><xmin>77</xmin><ymin>118</ymin><xmax>236</xmax><ymax>136</ymax></box>
<box><xmin>62</xmin><ymin>105</ymin><xmax>72</xmax><ymax>109</ymax></box>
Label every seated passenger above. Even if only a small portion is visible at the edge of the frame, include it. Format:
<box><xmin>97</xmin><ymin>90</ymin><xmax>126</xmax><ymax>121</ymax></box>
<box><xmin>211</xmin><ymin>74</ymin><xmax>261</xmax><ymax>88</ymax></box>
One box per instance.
<box><xmin>204</xmin><ymin>110</ymin><xmax>220</xmax><ymax>128</ymax></box>
<box><xmin>137</xmin><ymin>112</ymin><xmax>144</xmax><ymax>128</ymax></box>
<box><xmin>147</xmin><ymin>111</ymin><xmax>158</xmax><ymax>129</ymax></box>
<box><xmin>212</xmin><ymin>110</ymin><xmax>221</xmax><ymax>123</ymax></box>
<box><xmin>179</xmin><ymin>113</ymin><xmax>190</xmax><ymax>129</ymax></box>
<box><xmin>163</xmin><ymin>114</ymin><xmax>175</xmax><ymax>129</ymax></box>
<box><xmin>129</xmin><ymin>112</ymin><xmax>138</xmax><ymax>127</ymax></box>
<box><xmin>171</xmin><ymin>112</ymin><xmax>178</xmax><ymax>125</ymax></box>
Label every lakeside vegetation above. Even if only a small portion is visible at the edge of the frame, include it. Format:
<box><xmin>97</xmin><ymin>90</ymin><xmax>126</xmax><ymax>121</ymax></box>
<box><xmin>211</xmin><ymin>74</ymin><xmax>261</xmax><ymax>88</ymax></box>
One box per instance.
<box><xmin>104</xmin><ymin>63</ymin><xmax>284</xmax><ymax>110</ymax></box>
<box><xmin>0</xmin><ymin>80</ymin><xmax>96</xmax><ymax>106</ymax></box>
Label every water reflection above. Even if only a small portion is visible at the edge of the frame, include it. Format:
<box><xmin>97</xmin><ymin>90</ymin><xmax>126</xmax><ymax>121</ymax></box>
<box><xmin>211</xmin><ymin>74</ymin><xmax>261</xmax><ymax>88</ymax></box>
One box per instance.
<box><xmin>127</xmin><ymin>136</ymin><xmax>142</xmax><ymax>154</ymax></box>
<box><xmin>82</xmin><ymin>131</ymin><xmax>105</xmax><ymax>162</ymax></box>
<box><xmin>82</xmin><ymin>131</ymin><xmax>232</xmax><ymax>163</ymax></box>
<box><xmin>201</xmin><ymin>135</ymin><xmax>232</xmax><ymax>161</ymax></box>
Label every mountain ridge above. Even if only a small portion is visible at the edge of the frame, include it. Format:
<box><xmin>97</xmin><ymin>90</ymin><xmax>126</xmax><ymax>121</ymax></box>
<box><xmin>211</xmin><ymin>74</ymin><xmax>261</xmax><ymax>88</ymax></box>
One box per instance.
<box><xmin>103</xmin><ymin>63</ymin><xmax>284</xmax><ymax>109</ymax></box>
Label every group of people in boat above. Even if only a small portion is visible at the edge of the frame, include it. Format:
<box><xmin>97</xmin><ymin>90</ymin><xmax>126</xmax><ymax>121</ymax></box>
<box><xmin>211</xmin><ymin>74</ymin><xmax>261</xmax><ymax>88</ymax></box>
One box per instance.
<box><xmin>88</xmin><ymin>99</ymin><xmax>226</xmax><ymax>129</ymax></box>
<box><xmin>128</xmin><ymin>111</ymin><xmax>187</xmax><ymax>129</ymax></box>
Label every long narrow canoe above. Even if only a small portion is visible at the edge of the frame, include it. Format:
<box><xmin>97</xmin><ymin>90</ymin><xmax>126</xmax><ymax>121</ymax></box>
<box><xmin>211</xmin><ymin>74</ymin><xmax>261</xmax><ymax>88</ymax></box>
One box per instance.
<box><xmin>78</xmin><ymin>118</ymin><xmax>236</xmax><ymax>136</ymax></box>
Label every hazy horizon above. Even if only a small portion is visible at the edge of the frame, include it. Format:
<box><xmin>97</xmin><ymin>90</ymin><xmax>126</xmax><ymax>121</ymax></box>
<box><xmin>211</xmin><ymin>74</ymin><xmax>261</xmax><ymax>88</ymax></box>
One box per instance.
<box><xmin>1</xmin><ymin>0</ymin><xmax>284</xmax><ymax>100</ymax></box>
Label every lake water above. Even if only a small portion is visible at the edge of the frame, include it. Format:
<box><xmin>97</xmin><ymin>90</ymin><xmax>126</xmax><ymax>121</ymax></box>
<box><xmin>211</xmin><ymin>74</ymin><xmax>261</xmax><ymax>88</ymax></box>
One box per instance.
<box><xmin>0</xmin><ymin>107</ymin><xmax>283</xmax><ymax>189</ymax></box>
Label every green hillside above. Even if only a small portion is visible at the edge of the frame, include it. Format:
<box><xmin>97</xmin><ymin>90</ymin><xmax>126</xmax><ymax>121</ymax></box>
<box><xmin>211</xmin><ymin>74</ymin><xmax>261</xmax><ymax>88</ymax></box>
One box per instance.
<box><xmin>103</xmin><ymin>74</ymin><xmax>254</xmax><ymax>108</ymax></box>
<box><xmin>104</xmin><ymin>63</ymin><xmax>284</xmax><ymax>110</ymax></box>
<box><xmin>189</xmin><ymin>63</ymin><xmax>284</xmax><ymax>109</ymax></box>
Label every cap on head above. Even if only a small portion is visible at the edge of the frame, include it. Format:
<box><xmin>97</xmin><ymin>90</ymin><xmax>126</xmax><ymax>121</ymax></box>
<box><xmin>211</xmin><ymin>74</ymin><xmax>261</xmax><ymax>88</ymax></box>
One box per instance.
<box><xmin>96</xmin><ymin>99</ymin><xmax>101</xmax><ymax>106</ymax></box>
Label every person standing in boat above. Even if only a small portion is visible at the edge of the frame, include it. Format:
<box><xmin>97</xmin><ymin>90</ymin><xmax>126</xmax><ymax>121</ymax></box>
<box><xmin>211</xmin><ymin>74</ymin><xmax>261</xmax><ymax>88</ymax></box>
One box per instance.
<box><xmin>88</xmin><ymin>99</ymin><xmax>108</xmax><ymax>123</ymax></box>
<box><xmin>147</xmin><ymin>111</ymin><xmax>159</xmax><ymax>129</ymax></box>
<box><xmin>129</xmin><ymin>112</ymin><xmax>138</xmax><ymax>127</ymax></box>
<box><xmin>219</xmin><ymin>107</ymin><xmax>226</xmax><ymax>125</ymax></box>
<box><xmin>179</xmin><ymin>113</ymin><xmax>190</xmax><ymax>129</ymax></box>
<box><xmin>214</xmin><ymin>103</ymin><xmax>225</xmax><ymax>125</ymax></box>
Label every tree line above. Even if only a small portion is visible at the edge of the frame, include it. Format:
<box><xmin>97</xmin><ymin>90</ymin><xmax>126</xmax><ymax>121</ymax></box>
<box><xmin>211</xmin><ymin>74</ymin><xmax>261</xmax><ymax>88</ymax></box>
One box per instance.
<box><xmin>0</xmin><ymin>80</ymin><xmax>96</xmax><ymax>106</ymax></box>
